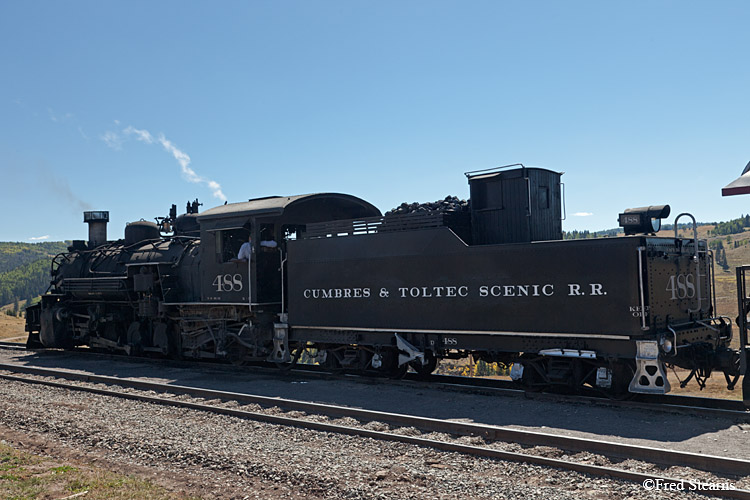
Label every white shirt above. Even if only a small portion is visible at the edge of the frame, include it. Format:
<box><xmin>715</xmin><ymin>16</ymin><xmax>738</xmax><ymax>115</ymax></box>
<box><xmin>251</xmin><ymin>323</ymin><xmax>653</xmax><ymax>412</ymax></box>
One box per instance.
<box><xmin>237</xmin><ymin>241</ymin><xmax>253</xmax><ymax>260</ymax></box>
<box><xmin>260</xmin><ymin>240</ymin><xmax>278</xmax><ymax>248</ymax></box>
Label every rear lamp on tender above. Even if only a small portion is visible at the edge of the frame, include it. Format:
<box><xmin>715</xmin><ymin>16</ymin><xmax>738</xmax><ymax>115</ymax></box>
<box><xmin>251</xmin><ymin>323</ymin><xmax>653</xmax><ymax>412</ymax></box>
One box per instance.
<box><xmin>659</xmin><ymin>336</ymin><xmax>673</xmax><ymax>353</ymax></box>
<box><xmin>618</xmin><ymin>205</ymin><xmax>671</xmax><ymax>235</ymax></box>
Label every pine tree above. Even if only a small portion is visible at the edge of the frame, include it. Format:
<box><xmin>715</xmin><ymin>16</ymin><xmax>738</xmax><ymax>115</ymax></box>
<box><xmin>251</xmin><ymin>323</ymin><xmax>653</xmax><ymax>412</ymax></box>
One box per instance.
<box><xmin>12</xmin><ymin>298</ymin><xmax>19</xmax><ymax>317</ymax></box>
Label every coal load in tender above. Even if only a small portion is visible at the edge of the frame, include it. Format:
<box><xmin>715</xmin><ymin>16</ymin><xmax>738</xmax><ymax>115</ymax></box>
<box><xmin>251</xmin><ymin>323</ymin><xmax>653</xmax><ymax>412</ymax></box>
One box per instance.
<box><xmin>385</xmin><ymin>195</ymin><xmax>470</xmax><ymax>215</ymax></box>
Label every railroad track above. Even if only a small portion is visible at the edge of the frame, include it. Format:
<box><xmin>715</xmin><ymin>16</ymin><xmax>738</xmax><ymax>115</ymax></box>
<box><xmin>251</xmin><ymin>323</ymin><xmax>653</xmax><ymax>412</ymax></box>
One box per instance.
<box><xmin>0</xmin><ymin>340</ymin><xmax>28</xmax><ymax>351</ymax></box>
<box><xmin>1</xmin><ymin>340</ymin><xmax>748</xmax><ymax>419</ymax></box>
<box><xmin>409</xmin><ymin>372</ymin><xmax>750</xmax><ymax>417</ymax></box>
<box><xmin>0</xmin><ymin>361</ymin><xmax>748</xmax><ymax>499</ymax></box>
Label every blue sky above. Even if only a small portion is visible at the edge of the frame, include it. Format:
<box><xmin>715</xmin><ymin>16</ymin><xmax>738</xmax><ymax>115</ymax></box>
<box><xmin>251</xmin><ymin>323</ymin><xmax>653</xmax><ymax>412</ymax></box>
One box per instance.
<box><xmin>2</xmin><ymin>1</ymin><xmax>750</xmax><ymax>242</ymax></box>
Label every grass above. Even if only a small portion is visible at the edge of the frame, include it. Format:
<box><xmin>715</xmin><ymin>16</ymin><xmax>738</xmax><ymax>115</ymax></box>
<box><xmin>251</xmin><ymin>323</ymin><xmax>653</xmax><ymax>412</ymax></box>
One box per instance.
<box><xmin>0</xmin><ymin>441</ymin><xmax>199</xmax><ymax>500</ymax></box>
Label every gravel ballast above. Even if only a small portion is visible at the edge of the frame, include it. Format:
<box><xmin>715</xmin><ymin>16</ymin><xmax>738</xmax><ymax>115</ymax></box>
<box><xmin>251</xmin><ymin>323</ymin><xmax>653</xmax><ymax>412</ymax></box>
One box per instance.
<box><xmin>0</xmin><ymin>378</ymin><xmax>735</xmax><ymax>500</ymax></box>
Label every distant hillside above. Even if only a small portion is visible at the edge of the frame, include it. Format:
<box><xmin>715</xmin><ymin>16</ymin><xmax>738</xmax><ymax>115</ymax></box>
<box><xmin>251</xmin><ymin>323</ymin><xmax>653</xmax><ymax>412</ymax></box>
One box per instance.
<box><xmin>0</xmin><ymin>259</ymin><xmax>51</xmax><ymax>306</ymax></box>
<box><xmin>0</xmin><ymin>241</ymin><xmax>69</xmax><ymax>274</ymax></box>
<box><xmin>563</xmin><ymin>228</ymin><xmax>622</xmax><ymax>239</ymax></box>
<box><xmin>706</xmin><ymin>215</ymin><xmax>750</xmax><ymax>236</ymax></box>
<box><xmin>564</xmin><ymin>221</ymin><xmax>715</xmax><ymax>240</ymax></box>
<box><xmin>0</xmin><ymin>241</ymin><xmax>69</xmax><ymax>309</ymax></box>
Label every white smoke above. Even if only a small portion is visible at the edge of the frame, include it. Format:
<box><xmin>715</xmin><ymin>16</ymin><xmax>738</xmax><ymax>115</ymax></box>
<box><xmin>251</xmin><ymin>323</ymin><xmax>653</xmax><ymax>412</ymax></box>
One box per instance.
<box><xmin>101</xmin><ymin>130</ymin><xmax>123</xmax><ymax>150</ymax></box>
<box><xmin>123</xmin><ymin>126</ymin><xmax>154</xmax><ymax>144</ymax></box>
<box><xmin>103</xmin><ymin>125</ymin><xmax>227</xmax><ymax>202</ymax></box>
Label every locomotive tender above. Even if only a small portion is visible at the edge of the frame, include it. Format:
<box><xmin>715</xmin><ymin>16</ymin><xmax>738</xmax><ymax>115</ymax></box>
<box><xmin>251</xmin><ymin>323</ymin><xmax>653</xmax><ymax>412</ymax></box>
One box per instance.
<box><xmin>26</xmin><ymin>165</ymin><xmax>747</xmax><ymax>398</ymax></box>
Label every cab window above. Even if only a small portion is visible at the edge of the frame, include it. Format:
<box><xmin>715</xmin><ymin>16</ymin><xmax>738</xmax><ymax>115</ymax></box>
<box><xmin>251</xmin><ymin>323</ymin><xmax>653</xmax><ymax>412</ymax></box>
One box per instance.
<box><xmin>282</xmin><ymin>224</ymin><xmax>306</xmax><ymax>241</ymax></box>
<box><xmin>215</xmin><ymin>227</ymin><xmax>250</xmax><ymax>263</ymax></box>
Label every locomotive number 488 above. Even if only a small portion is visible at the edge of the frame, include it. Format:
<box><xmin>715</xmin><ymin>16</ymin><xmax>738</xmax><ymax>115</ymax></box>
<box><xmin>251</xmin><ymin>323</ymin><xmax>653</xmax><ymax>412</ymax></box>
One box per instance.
<box><xmin>213</xmin><ymin>274</ymin><xmax>243</xmax><ymax>292</ymax></box>
<box><xmin>666</xmin><ymin>273</ymin><xmax>695</xmax><ymax>300</ymax></box>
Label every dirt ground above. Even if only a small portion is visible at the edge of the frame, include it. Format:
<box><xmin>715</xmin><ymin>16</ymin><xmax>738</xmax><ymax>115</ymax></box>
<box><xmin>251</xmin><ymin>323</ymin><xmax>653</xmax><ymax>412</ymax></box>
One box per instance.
<box><xmin>0</xmin><ymin>315</ymin><xmax>25</xmax><ymax>341</ymax></box>
<box><xmin>666</xmin><ymin>367</ymin><xmax>744</xmax><ymax>400</ymax></box>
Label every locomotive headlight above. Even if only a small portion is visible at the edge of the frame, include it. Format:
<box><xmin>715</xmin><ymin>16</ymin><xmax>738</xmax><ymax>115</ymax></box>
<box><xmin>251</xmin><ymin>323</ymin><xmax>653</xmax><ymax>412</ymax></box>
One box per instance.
<box><xmin>618</xmin><ymin>205</ymin><xmax>671</xmax><ymax>235</ymax></box>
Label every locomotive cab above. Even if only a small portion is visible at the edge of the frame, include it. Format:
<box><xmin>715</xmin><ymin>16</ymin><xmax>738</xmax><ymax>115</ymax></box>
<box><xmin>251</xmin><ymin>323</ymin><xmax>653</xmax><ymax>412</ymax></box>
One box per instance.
<box><xmin>196</xmin><ymin>194</ymin><xmax>381</xmax><ymax>309</ymax></box>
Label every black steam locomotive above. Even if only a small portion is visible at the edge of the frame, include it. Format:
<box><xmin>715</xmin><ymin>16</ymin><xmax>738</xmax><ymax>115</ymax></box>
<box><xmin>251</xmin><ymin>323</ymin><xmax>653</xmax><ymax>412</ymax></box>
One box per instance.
<box><xmin>26</xmin><ymin>165</ymin><xmax>747</xmax><ymax>399</ymax></box>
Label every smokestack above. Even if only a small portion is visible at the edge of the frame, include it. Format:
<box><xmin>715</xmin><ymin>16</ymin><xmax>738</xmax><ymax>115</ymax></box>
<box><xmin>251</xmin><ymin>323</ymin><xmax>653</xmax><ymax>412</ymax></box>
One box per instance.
<box><xmin>83</xmin><ymin>211</ymin><xmax>109</xmax><ymax>248</ymax></box>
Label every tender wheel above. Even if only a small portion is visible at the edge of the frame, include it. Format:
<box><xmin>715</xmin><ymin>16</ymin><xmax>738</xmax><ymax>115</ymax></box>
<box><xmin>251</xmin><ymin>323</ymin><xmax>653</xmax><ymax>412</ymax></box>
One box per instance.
<box><xmin>25</xmin><ymin>332</ymin><xmax>43</xmax><ymax>349</ymax></box>
<box><xmin>389</xmin><ymin>364</ymin><xmax>409</xmax><ymax>379</ymax></box>
<box><xmin>274</xmin><ymin>342</ymin><xmax>304</xmax><ymax>371</ymax></box>
<box><xmin>410</xmin><ymin>352</ymin><xmax>438</xmax><ymax>378</ymax></box>
<box><xmin>126</xmin><ymin>321</ymin><xmax>144</xmax><ymax>356</ymax></box>
<box><xmin>369</xmin><ymin>348</ymin><xmax>408</xmax><ymax>379</ymax></box>
<box><xmin>321</xmin><ymin>348</ymin><xmax>344</xmax><ymax>373</ymax></box>
<box><xmin>39</xmin><ymin>304</ymin><xmax>73</xmax><ymax>348</ymax></box>
<box><xmin>520</xmin><ymin>357</ymin><xmax>546</xmax><ymax>392</ymax></box>
<box><xmin>606</xmin><ymin>361</ymin><xmax>635</xmax><ymax>399</ymax></box>
<box><xmin>228</xmin><ymin>344</ymin><xmax>250</xmax><ymax>366</ymax></box>
<box><xmin>152</xmin><ymin>322</ymin><xmax>177</xmax><ymax>356</ymax></box>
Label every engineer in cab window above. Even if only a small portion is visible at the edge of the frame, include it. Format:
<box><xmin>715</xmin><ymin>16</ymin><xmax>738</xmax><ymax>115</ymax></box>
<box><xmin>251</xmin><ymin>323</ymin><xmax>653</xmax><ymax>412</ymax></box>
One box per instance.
<box><xmin>236</xmin><ymin>235</ymin><xmax>253</xmax><ymax>261</ymax></box>
<box><xmin>259</xmin><ymin>227</ymin><xmax>277</xmax><ymax>251</ymax></box>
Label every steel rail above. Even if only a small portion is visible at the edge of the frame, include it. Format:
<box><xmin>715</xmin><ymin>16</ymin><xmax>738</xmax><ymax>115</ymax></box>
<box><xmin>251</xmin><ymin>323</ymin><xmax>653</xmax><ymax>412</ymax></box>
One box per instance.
<box><xmin>241</xmin><ymin>362</ymin><xmax>750</xmax><ymax>416</ymax></box>
<box><xmin>277</xmin><ymin>362</ymin><xmax>750</xmax><ymax>418</ymax></box>
<box><xmin>0</xmin><ymin>369</ymin><xmax>748</xmax><ymax>499</ymax></box>
<box><xmin>0</xmin><ymin>362</ymin><xmax>748</xmax><ymax>480</ymax></box>
<box><xmin>407</xmin><ymin>372</ymin><xmax>750</xmax><ymax>416</ymax></box>
<box><xmin>0</xmin><ymin>341</ymin><xmax>27</xmax><ymax>350</ymax></box>
<box><xmin>1</xmin><ymin>341</ymin><xmax>747</xmax><ymax>418</ymax></box>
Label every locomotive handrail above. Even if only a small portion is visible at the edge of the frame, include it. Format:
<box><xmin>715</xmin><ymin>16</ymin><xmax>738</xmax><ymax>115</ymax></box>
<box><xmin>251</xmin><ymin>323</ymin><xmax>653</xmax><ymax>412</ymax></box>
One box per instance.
<box><xmin>693</xmin><ymin>318</ymin><xmax>730</xmax><ymax>335</ymax></box>
<box><xmin>673</xmin><ymin>213</ymin><xmax>698</xmax><ymax>241</ymax></box>
<box><xmin>673</xmin><ymin>212</ymin><xmax>702</xmax><ymax>314</ymax></box>
<box><xmin>711</xmin><ymin>316</ymin><xmax>734</xmax><ymax>342</ymax></box>
<box><xmin>735</xmin><ymin>266</ymin><xmax>750</xmax><ymax>355</ymax></box>
<box><xmin>709</xmin><ymin>249</ymin><xmax>718</xmax><ymax>316</ymax></box>
<box><xmin>525</xmin><ymin>177</ymin><xmax>532</xmax><ymax>217</ymax></box>
<box><xmin>304</xmin><ymin>211</ymin><xmax>463</xmax><ymax>239</ymax></box>
<box><xmin>464</xmin><ymin>163</ymin><xmax>524</xmax><ymax>178</ymax></box>
<box><xmin>247</xmin><ymin>252</ymin><xmax>253</xmax><ymax>312</ymax></box>
<box><xmin>280</xmin><ymin>250</ymin><xmax>287</xmax><ymax>315</ymax></box>
<box><xmin>735</xmin><ymin>265</ymin><xmax>750</xmax><ymax>407</ymax></box>
<box><xmin>49</xmin><ymin>252</ymin><xmax>69</xmax><ymax>293</ymax></box>
<box><xmin>666</xmin><ymin>326</ymin><xmax>678</xmax><ymax>357</ymax></box>
<box><xmin>171</xmin><ymin>238</ymin><xmax>199</xmax><ymax>269</ymax></box>
<box><xmin>637</xmin><ymin>246</ymin><xmax>649</xmax><ymax>331</ymax></box>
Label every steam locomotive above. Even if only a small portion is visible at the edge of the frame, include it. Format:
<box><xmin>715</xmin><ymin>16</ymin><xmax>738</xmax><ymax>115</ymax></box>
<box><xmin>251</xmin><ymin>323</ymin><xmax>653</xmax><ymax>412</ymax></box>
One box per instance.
<box><xmin>26</xmin><ymin>165</ymin><xmax>748</xmax><ymax>399</ymax></box>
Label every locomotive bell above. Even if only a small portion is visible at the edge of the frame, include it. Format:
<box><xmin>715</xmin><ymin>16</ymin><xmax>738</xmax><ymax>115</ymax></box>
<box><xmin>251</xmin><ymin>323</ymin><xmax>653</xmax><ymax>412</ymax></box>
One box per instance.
<box><xmin>83</xmin><ymin>211</ymin><xmax>109</xmax><ymax>248</ymax></box>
